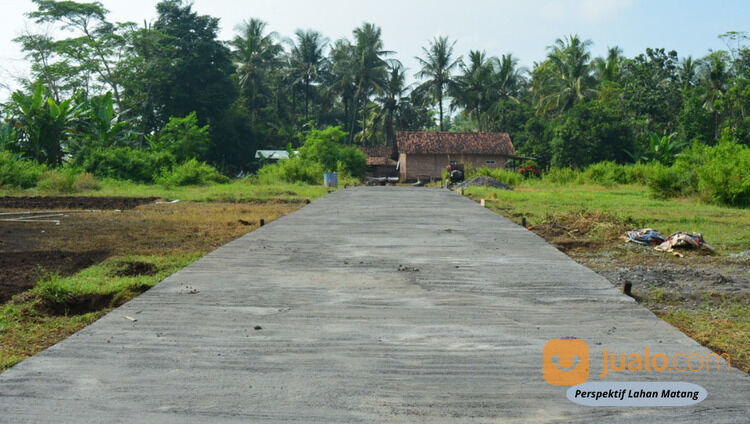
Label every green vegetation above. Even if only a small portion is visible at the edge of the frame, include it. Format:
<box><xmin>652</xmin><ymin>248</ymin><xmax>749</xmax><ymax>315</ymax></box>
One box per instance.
<box><xmin>466</xmin><ymin>183</ymin><xmax>750</xmax><ymax>252</ymax></box>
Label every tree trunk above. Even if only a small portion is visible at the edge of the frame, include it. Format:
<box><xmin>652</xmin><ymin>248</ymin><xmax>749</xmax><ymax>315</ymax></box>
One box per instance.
<box><xmin>438</xmin><ymin>86</ymin><xmax>444</xmax><ymax>131</ymax></box>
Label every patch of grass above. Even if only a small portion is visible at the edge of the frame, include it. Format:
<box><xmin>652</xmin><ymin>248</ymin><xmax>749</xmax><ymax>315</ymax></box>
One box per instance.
<box><xmin>467</xmin><ymin>183</ymin><xmax>750</xmax><ymax>253</ymax></box>
<box><xmin>658</xmin><ymin>301</ymin><xmax>750</xmax><ymax>374</ymax></box>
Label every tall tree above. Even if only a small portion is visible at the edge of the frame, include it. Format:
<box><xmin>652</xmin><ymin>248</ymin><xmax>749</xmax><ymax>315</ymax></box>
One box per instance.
<box><xmin>451</xmin><ymin>50</ymin><xmax>493</xmax><ymax>131</ymax></box>
<box><xmin>348</xmin><ymin>23</ymin><xmax>391</xmax><ymax>145</ymax></box>
<box><xmin>377</xmin><ymin>61</ymin><xmax>408</xmax><ymax>145</ymax></box>
<box><xmin>289</xmin><ymin>30</ymin><xmax>329</xmax><ymax>122</ymax></box>
<box><xmin>151</xmin><ymin>0</ymin><xmax>236</xmax><ymax>128</ymax></box>
<box><xmin>17</xmin><ymin>0</ymin><xmax>126</xmax><ymax>106</ymax></box>
<box><xmin>415</xmin><ymin>36</ymin><xmax>461</xmax><ymax>131</ymax></box>
<box><xmin>230</xmin><ymin>18</ymin><xmax>282</xmax><ymax>124</ymax></box>
<box><xmin>592</xmin><ymin>46</ymin><xmax>624</xmax><ymax>83</ymax></box>
<box><xmin>537</xmin><ymin>34</ymin><xmax>596</xmax><ymax>114</ymax></box>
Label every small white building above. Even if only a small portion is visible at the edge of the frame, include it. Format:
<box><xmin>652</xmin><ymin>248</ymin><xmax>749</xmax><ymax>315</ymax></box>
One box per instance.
<box><xmin>255</xmin><ymin>150</ymin><xmax>296</xmax><ymax>160</ymax></box>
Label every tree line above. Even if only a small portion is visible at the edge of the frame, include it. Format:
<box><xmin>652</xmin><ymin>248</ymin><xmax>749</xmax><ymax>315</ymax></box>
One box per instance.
<box><xmin>1</xmin><ymin>0</ymin><xmax>749</xmax><ymax>173</ymax></box>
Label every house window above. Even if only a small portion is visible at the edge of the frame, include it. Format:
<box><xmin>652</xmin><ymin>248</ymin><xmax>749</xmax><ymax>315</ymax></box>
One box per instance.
<box><xmin>486</xmin><ymin>160</ymin><xmax>496</xmax><ymax>165</ymax></box>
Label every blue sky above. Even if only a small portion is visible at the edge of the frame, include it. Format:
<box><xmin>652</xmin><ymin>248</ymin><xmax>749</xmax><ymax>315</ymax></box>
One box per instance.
<box><xmin>0</xmin><ymin>0</ymin><xmax>748</xmax><ymax>98</ymax></box>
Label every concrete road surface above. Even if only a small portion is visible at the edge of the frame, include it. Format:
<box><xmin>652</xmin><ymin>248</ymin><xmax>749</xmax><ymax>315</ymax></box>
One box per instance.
<box><xmin>1</xmin><ymin>187</ymin><xmax>748</xmax><ymax>422</ymax></box>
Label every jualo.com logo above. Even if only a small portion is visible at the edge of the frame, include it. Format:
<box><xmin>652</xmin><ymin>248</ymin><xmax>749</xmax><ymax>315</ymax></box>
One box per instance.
<box><xmin>542</xmin><ymin>339</ymin><xmax>730</xmax><ymax>406</ymax></box>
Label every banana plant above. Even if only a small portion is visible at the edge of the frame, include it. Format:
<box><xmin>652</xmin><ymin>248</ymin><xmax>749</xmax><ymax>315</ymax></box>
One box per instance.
<box><xmin>7</xmin><ymin>84</ymin><xmax>87</xmax><ymax>165</ymax></box>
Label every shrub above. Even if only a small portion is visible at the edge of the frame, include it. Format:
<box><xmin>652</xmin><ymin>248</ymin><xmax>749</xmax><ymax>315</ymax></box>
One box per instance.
<box><xmin>155</xmin><ymin>159</ymin><xmax>229</xmax><ymax>187</ymax></box>
<box><xmin>256</xmin><ymin>158</ymin><xmax>324</xmax><ymax>185</ymax></box>
<box><xmin>580</xmin><ymin>161</ymin><xmax>627</xmax><ymax>186</ymax></box>
<box><xmin>37</xmin><ymin>170</ymin><xmax>76</xmax><ymax>193</ymax></box>
<box><xmin>297</xmin><ymin>126</ymin><xmax>366</xmax><ymax>177</ymax></box>
<box><xmin>468</xmin><ymin>166</ymin><xmax>523</xmax><ymax>186</ymax></box>
<box><xmin>696</xmin><ymin>141</ymin><xmax>750</xmax><ymax>206</ymax></box>
<box><xmin>148</xmin><ymin>112</ymin><xmax>210</xmax><ymax>163</ymax></box>
<box><xmin>80</xmin><ymin>147</ymin><xmax>175</xmax><ymax>182</ymax></box>
<box><xmin>541</xmin><ymin>167</ymin><xmax>580</xmax><ymax>185</ymax></box>
<box><xmin>0</xmin><ymin>151</ymin><xmax>46</xmax><ymax>188</ymax></box>
<box><xmin>646</xmin><ymin>163</ymin><xmax>688</xmax><ymax>198</ymax></box>
<box><xmin>73</xmin><ymin>172</ymin><xmax>101</xmax><ymax>191</ymax></box>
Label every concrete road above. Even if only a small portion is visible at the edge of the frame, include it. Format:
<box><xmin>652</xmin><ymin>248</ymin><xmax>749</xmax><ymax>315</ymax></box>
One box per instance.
<box><xmin>1</xmin><ymin>187</ymin><xmax>748</xmax><ymax>422</ymax></box>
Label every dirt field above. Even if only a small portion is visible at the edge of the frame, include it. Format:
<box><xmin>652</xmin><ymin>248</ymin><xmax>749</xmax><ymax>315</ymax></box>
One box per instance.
<box><xmin>0</xmin><ymin>197</ymin><xmax>302</xmax><ymax>300</ymax></box>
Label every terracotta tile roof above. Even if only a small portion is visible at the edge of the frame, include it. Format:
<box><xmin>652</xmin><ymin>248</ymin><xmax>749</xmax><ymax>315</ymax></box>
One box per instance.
<box><xmin>396</xmin><ymin>131</ymin><xmax>515</xmax><ymax>155</ymax></box>
<box><xmin>358</xmin><ymin>145</ymin><xmax>397</xmax><ymax>159</ymax></box>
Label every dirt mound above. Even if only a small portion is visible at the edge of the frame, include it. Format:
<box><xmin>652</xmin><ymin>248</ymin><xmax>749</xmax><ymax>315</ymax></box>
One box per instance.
<box><xmin>455</xmin><ymin>176</ymin><xmax>513</xmax><ymax>191</ymax></box>
<box><xmin>0</xmin><ymin>250</ymin><xmax>110</xmax><ymax>303</ymax></box>
<box><xmin>0</xmin><ymin>196</ymin><xmax>159</xmax><ymax>210</ymax></box>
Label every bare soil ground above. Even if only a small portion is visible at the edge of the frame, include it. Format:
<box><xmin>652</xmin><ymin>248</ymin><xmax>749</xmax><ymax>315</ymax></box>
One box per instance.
<box><xmin>0</xmin><ymin>196</ymin><xmax>159</xmax><ymax>210</ymax></box>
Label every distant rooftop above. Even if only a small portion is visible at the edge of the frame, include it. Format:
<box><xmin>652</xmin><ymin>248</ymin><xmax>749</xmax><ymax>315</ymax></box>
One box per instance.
<box><xmin>396</xmin><ymin>131</ymin><xmax>515</xmax><ymax>156</ymax></box>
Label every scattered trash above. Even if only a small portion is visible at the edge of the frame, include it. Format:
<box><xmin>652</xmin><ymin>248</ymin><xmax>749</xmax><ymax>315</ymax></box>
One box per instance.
<box><xmin>238</xmin><ymin>219</ymin><xmax>254</xmax><ymax>226</ymax></box>
<box><xmin>123</xmin><ymin>315</ymin><xmax>137</xmax><ymax>322</ymax></box>
<box><xmin>454</xmin><ymin>176</ymin><xmax>513</xmax><ymax>191</ymax></box>
<box><xmin>625</xmin><ymin>229</ymin><xmax>714</xmax><ymax>257</ymax></box>
<box><xmin>254</xmin><ymin>325</ymin><xmax>262</xmax><ymax>330</ymax></box>
<box><xmin>655</xmin><ymin>232</ymin><xmax>714</xmax><ymax>257</ymax></box>
<box><xmin>625</xmin><ymin>228</ymin><xmax>665</xmax><ymax>246</ymax></box>
<box><xmin>155</xmin><ymin>199</ymin><xmax>180</xmax><ymax>204</ymax></box>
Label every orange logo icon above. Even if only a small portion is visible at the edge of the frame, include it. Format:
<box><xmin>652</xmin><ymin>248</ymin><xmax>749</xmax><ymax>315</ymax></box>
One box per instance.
<box><xmin>543</xmin><ymin>339</ymin><xmax>589</xmax><ymax>385</ymax></box>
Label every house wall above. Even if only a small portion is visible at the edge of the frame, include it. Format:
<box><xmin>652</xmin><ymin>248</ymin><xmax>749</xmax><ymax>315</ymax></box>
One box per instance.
<box><xmin>400</xmin><ymin>153</ymin><xmax>508</xmax><ymax>181</ymax></box>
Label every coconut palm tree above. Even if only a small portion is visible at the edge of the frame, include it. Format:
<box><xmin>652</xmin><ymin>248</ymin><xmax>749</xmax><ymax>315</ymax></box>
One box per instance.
<box><xmin>679</xmin><ymin>56</ymin><xmax>700</xmax><ymax>89</ymax></box>
<box><xmin>347</xmin><ymin>23</ymin><xmax>392</xmax><ymax>145</ymax></box>
<box><xmin>289</xmin><ymin>29</ymin><xmax>329</xmax><ymax>122</ymax></box>
<box><xmin>230</xmin><ymin>18</ymin><xmax>282</xmax><ymax>123</ymax></box>
<box><xmin>488</xmin><ymin>53</ymin><xmax>526</xmax><ymax>128</ymax></box>
<box><xmin>592</xmin><ymin>46</ymin><xmax>624</xmax><ymax>83</ymax></box>
<box><xmin>415</xmin><ymin>36</ymin><xmax>462</xmax><ymax>131</ymax></box>
<box><xmin>377</xmin><ymin>61</ymin><xmax>408</xmax><ymax>145</ymax></box>
<box><xmin>450</xmin><ymin>50</ymin><xmax>493</xmax><ymax>131</ymax></box>
<box><xmin>537</xmin><ymin>34</ymin><xmax>596</xmax><ymax>114</ymax></box>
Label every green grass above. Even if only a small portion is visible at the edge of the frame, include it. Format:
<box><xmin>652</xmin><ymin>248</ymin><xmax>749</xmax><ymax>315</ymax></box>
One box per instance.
<box><xmin>466</xmin><ymin>183</ymin><xmax>750</xmax><ymax>253</ymax></box>
<box><xmin>0</xmin><ymin>179</ymin><xmax>333</xmax><ymax>203</ymax></box>
<box><xmin>659</xmin><ymin>302</ymin><xmax>750</xmax><ymax>373</ymax></box>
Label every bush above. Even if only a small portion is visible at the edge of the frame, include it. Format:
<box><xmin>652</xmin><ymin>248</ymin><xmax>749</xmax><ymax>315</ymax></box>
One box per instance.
<box><xmin>297</xmin><ymin>126</ymin><xmax>366</xmax><ymax>177</ymax></box>
<box><xmin>37</xmin><ymin>170</ymin><xmax>76</xmax><ymax>193</ymax></box>
<box><xmin>256</xmin><ymin>157</ymin><xmax>324</xmax><ymax>185</ymax></box>
<box><xmin>0</xmin><ymin>151</ymin><xmax>46</xmax><ymax>188</ymax></box>
<box><xmin>696</xmin><ymin>141</ymin><xmax>750</xmax><ymax>206</ymax></box>
<box><xmin>467</xmin><ymin>166</ymin><xmax>523</xmax><ymax>186</ymax></box>
<box><xmin>73</xmin><ymin>172</ymin><xmax>101</xmax><ymax>191</ymax></box>
<box><xmin>80</xmin><ymin>147</ymin><xmax>175</xmax><ymax>182</ymax></box>
<box><xmin>541</xmin><ymin>167</ymin><xmax>581</xmax><ymax>185</ymax></box>
<box><xmin>155</xmin><ymin>159</ymin><xmax>229</xmax><ymax>187</ymax></box>
<box><xmin>148</xmin><ymin>112</ymin><xmax>210</xmax><ymax>163</ymax></box>
<box><xmin>646</xmin><ymin>163</ymin><xmax>688</xmax><ymax>198</ymax></box>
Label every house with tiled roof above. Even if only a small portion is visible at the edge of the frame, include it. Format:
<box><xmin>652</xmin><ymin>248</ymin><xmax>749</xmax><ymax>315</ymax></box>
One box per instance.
<box><xmin>396</xmin><ymin>131</ymin><xmax>517</xmax><ymax>181</ymax></box>
<box><xmin>358</xmin><ymin>145</ymin><xmax>399</xmax><ymax>178</ymax></box>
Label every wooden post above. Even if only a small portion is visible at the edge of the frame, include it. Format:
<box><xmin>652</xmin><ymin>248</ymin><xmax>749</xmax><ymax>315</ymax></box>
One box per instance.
<box><xmin>260</xmin><ymin>219</ymin><xmax>265</xmax><ymax>227</ymax></box>
<box><xmin>522</xmin><ymin>217</ymin><xmax>527</xmax><ymax>228</ymax></box>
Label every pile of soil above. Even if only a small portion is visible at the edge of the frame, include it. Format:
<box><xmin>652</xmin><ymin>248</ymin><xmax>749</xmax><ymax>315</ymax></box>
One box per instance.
<box><xmin>0</xmin><ymin>250</ymin><xmax>110</xmax><ymax>303</ymax></box>
<box><xmin>0</xmin><ymin>196</ymin><xmax>159</xmax><ymax>210</ymax></box>
<box><xmin>455</xmin><ymin>176</ymin><xmax>513</xmax><ymax>191</ymax></box>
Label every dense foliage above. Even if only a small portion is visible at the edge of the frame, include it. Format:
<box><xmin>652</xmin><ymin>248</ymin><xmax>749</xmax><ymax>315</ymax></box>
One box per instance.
<box><xmin>0</xmin><ymin>1</ymin><xmax>749</xmax><ymax>204</ymax></box>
